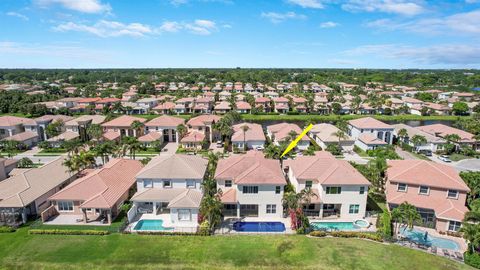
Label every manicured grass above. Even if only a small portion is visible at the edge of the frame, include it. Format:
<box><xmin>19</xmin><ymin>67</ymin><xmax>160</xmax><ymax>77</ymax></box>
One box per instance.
<box><xmin>240</xmin><ymin>114</ymin><xmax>470</xmax><ymax>122</ymax></box>
<box><xmin>0</xmin><ymin>228</ymin><xmax>472</xmax><ymax>270</ymax></box>
<box><xmin>450</xmin><ymin>154</ymin><xmax>475</xmax><ymax>162</ymax></box>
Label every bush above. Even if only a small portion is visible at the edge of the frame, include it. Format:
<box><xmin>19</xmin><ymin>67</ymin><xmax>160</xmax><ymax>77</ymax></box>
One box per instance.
<box><xmin>28</xmin><ymin>229</ymin><xmax>109</xmax><ymax>235</ymax></box>
<box><xmin>326</xmin><ymin>144</ymin><xmax>342</xmax><ymax>156</ymax></box>
<box><xmin>198</xmin><ymin>220</ymin><xmax>210</xmax><ymax>236</ymax></box>
<box><xmin>465</xmin><ymin>252</ymin><xmax>480</xmax><ymax>269</ymax></box>
<box><xmin>128</xmin><ymin>231</ymin><xmax>205</xmax><ymax>236</ymax></box>
<box><xmin>309</xmin><ymin>231</ymin><xmax>383</xmax><ymax>242</ymax></box>
<box><xmin>0</xmin><ymin>226</ymin><xmax>16</xmax><ymax>233</ymax></box>
<box><xmin>377</xmin><ymin>212</ymin><xmax>392</xmax><ymax>238</ymax></box>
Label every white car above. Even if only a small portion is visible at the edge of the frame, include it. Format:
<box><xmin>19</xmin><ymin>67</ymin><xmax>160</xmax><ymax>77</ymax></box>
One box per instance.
<box><xmin>255</xmin><ymin>146</ymin><xmax>265</xmax><ymax>151</ymax></box>
<box><xmin>438</xmin><ymin>155</ymin><xmax>452</xmax><ymax>163</ymax></box>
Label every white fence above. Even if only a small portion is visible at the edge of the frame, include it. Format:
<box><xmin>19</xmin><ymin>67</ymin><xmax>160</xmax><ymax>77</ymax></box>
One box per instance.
<box><xmin>127</xmin><ymin>204</ymin><xmax>137</xmax><ymax>223</ymax></box>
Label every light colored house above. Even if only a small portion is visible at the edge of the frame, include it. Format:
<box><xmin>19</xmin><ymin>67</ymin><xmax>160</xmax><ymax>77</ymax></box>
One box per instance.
<box><xmin>231</xmin><ymin>123</ymin><xmax>266</xmax><ymax>150</ymax></box>
<box><xmin>285</xmin><ymin>151</ymin><xmax>370</xmax><ymax>219</ymax></box>
<box><xmin>235</xmin><ymin>101</ymin><xmax>252</xmax><ymax>114</ymax></box>
<box><xmin>136</xmin><ymin>98</ymin><xmax>158</xmax><ymax>112</ymax></box>
<box><xmin>0</xmin><ymin>116</ymin><xmax>36</xmax><ymax>140</ymax></box>
<box><xmin>416</xmin><ymin>124</ymin><xmax>479</xmax><ymax>150</ymax></box>
<box><xmin>1</xmin><ymin>131</ymin><xmax>39</xmax><ymax>148</ymax></box>
<box><xmin>101</xmin><ymin>115</ymin><xmax>147</xmax><ymax>140</ymax></box>
<box><xmin>186</xmin><ymin>115</ymin><xmax>221</xmax><ymax>142</ymax></box>
<box><xmin>0</xmin><ymin>157</ymin><xmax>76</xmax><ymax>225</ymax></box>
<box><xmin>143</xmin><ymin>115</ymin><xmax>185</xmax><ymax>144</ymax></box>
<box><xmin>348</xmin><ymin>117</ymin><xmax>394</xmax><ymax>148</ymax></box>
<box><xmin>309</xmin><ymin>123</ymin><xmax>354</xmax><ymax>151</ymax></box>
<box><xmin>47</xmin><ymin>159</ymin><xmax>143</xmax><ymax>225</ymax></box>
<box><xmin>266</xmin><ymin>123</ymin><xmax>310</xmax><ymax>150</ymax></box>
<box><xmin>214</xmin><ymin>102</ymin><xmax>232</xmax><ymax>114</ymax></box>
<box><xmin>386</xmin><ymin>160</ymin><xmax>470</xmax><ymax>233</ymax></box>
<box><xmin>34</xmin><ymin>115</ymin><xmax>74</xmax><ymax>141</ymax></box>
<box><xmin>130</xmin><ymin>154</ymin><xmax>208</xmax><ymax>228</ymax></box>
<box><xmin>392</xmin><ymin>123</ymin><xmax>445</xmax><ymax>153</ymax></box>
<box><xmin>272</xmin><ymin>97</ymin><xmax>289</xmax><ymax>114</ymax></box>
<box><xmin>215</xmin><ymin>151</ymin><xmax>286</xmax><ymax>218</ymax></box>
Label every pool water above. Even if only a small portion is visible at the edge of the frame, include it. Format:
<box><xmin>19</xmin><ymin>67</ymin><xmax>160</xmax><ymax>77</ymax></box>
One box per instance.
<box><xmin>133</xmin><ymin>219</ymin><xmax>174</xmax><ymax>231</ymax></box>
<box><xmin>311</xmin><ymin>221</ymin><xmax>361</xmax><ymax>231</ymax></box>
<box><xmin>233</xmin><ymin>222</ymin><xmax>286</xmax><ymax>232</ymax></box>
<box><xmin>400</xmin><ymin>227</ymin><xmax>460</xmax><ymax>250</ymax></box>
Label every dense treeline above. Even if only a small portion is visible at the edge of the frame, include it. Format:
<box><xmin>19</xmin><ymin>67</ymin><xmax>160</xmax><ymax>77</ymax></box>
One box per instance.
<box><xmin>1</xmin><ymin>69</ymin><xmax>479</xmax><ymax>90</ymax></box>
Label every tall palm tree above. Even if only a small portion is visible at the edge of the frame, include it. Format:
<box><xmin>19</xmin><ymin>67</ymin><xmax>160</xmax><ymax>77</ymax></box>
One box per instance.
<box><xmin>461</xmin><ymin>223</ymin><xmax>480</xmax><ymax>253</ymax></box>
<box><xmin>87</xmin><ymin>124</ymin><xmax>103</xmax><ymax>143</ymax></box>
<box><xmin>122</xmin><ymin>137</ymin><xmax>144</xmax><ymax>160</ymax></box>
<box><xmin>130</xmin><ymin>120</ymin><xmax>145</xmax><ymax>137</ymax></box>
<box><xmin>397</xmin><ymin>128</ymin><xmax>408</xmax><ymax>143</ymax></box>
<box><xmin>398</xmin><ymin>202</ymin><xmax>421</xmax><ymax>229</ymax></box>
<box><xmin>176</xmin><ymin>124</ymin><xmax>187</xmax><ymax>140</ymax></box>
<box><xmin>287</xmin><ymin>130</ymin><xmax>298</xmax><ymax>142</ymax></box>
<box><xmin>241</xmin><ymin>124</ymin><xmax>250</xmax><ymax>151</ymax></box>
<box><xmin>411</xmin><ymin>135</ymin><xmax>427</xmax><ymax>151</ymax></box>
<box><xmin>92</xmin><ymin>141</ymin><xmax>115</xmax><ymax>165</ymax></box>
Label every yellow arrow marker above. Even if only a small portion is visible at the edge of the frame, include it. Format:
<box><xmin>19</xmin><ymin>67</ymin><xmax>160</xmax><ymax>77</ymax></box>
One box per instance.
<box><xmin>280</xmin><ymin>123</ymin><xmax>313</xmax><ymax>158</ymax></box>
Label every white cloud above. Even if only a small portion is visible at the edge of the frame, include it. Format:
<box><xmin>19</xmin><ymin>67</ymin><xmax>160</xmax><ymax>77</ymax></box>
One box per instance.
<box><xmin>366</xmin><ymin>9</ymin><xmax>480</xmax><ymax>35</ymax></box>
<box><xmin>286</xmin><ymin>0</ymin><xmax>324</xmax><ymax>9</ymax></box>
<box><xmin>0</xmin><ymin>41</ymin><xmax>111</xmax><ymax>60</ymax></box>
<box><xmin>342</xmin><ymin>0</ymin><xmax>424</xmax><ymax>16</ymax></box>
<box><xmin>53</xmin><ymin>20</ymin><xmax>153</xmax><ymax>37</ymax></box>
<box><xmin>320</xmin><ymin>21</ymin><xmax>339</xmax><ymax>28</ymax></box>
<box><xmin>345</xmin><ymin>44</ymin><xmax>480</xmax><ymax>65</ymax></box>
<box><xmin>261</xmin><ymin>11</ymin><xmax>307</xmax><ymax>23</ymax></box>
<box><xmin>170</xmin><ymin>0</ymin><xmax>188</xmax><ymax>6</ymax></box>
<box><xmin>6</xmin><ymin>12</ymin><xmax>29</xmax><ymax>21</ymax></box>
<box><xmin>159</xmin><ymin>21</ymin><xmax>183</xmax><ymax>33</ymax></box>
<box><xmin>35</xmin><ymin>0</ymin><xmax>111</xmax><ymax>14</ymax></box>
<box><xmin>194</xmin><ymin>19</ymin><xmax>216</xmax><ymax>29</ymax></box>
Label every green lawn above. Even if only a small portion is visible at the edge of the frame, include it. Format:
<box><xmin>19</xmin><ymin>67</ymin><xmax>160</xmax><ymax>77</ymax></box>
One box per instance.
<box><xmin>0</xmin><ymin>228</ymin><xmax>471</xmax><ymax>270</ymax></box>
<box><xmin>450</xmin><ymin>154</ymin><xmax>475</xmax><ymax>162</ymax></box>
<box><xmin>240</xmin><ymin>114</ymin><xmax>469</xmax><ymax>122</ymax></box>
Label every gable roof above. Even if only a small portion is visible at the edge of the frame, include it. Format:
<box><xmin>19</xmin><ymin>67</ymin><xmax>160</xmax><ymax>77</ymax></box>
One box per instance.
<box><xmin>231</xmin><ymin>123</ymin><xmax>266</xmax><ymax>143</ymax></box>
<box><xmin>386</xmin><ymin>160</ymin><xmax>469</xmax><ymax>191</ymax></box>
<box><xmin>215</xmin><ymin>151</ymin><xmax>285</xmax><ymax>185</ymax></box>
<box><xmin>65</xmin><ymin>115</ymin><xmax>106</xmax><ymax>126</ymax></box>
<box><xmin>348</xmin><ymin>117</ymin><xmax>392</xmax><ymax>129</ymax></box>
<box><xmin>0</xmin><ymin>116</ymin><xmax>36</xmax><ymax>127</ymax></box>
<box><xmin>416</xmin><ymin>124</ymin><xmax>475</xmax><ymax>143</ymax></box>
<box><xmin>187</xmin><ymin>115</ymin><xmax>221</xmax><ymax>127</ymax></box>
<box><xmin>49</xmin><ymin>159</ymin><xmax>143</xmax><ymax>209</ymax></box>
<box><xmin>0</xmin><ymin>157</ymin><xmax>72</xmax><ymax>208</ymax></box>
<box><xmin>310</xmin><ymin>123</ymin><xmax>353</xmax><ymax>143</ymax></box>
<box><xmin>284</xmin><ymin>151</ymin><xmax>370</xmax><ymax>185</ymax></box>
<box><xmin>101</xmin><ymin>115</ymin><xmax>146</xmax><ymax>128</ymax></box>
<box><xmin>267</xmin><ymin>123</ymin><xmax>309</xmax><ymax>142</ymax></box>
<box><xmin>136</xmin><ymin>154</ymin><xmax>207</xmax><ymax>180</ymax></box>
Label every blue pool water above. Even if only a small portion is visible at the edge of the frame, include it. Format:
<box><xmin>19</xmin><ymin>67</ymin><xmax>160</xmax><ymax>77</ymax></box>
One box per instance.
<box><xmin>233</xmin><ymin>222</ymin><xmax>286</xmax><ymax>232</ymax></box>
<box><xmin>311</xmin><ymin>221</ymin><xmax>367</xmax><ymax>231</ymax></box>
<box><xmin>400</xmin><ymin>227</ymin><xmax>460</xmax><ymax>250</ymax></box>
<box><xmin>133</xmin><ymin>219</ymin><xmax>174</xmax><ymax>231</ymax></box>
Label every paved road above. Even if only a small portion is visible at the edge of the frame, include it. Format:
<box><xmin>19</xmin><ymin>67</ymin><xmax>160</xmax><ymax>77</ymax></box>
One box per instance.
<box><xmin>395</xmin><ymin>147</ymin><xmax>418</xmax><ymax>160</ymax></box>
<box><xmin>455</xmin><ymin>159</ymin><xmax>480</xmax><ymax>172</ymax></box>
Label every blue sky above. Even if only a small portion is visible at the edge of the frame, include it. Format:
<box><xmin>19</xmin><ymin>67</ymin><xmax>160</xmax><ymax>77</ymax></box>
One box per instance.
<box><xmin>0</xmin><ymin>0</ymin><xmax>479</xmax><ymax>68</ymax></box>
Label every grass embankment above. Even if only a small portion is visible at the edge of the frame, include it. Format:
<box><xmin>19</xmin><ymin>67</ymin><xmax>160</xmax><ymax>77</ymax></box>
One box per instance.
<box><xmin>240</xmin><ymin>114</ymin><xmax>469</xmax><ymax>122</ymax></box>
<box><xmin>0</xmin><ymin>227</ymin><xmax>472</xmax><ymax>270</ymax></box>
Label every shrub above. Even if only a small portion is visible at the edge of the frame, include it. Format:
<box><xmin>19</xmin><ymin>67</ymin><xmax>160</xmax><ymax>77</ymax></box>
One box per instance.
<box><xmin>309</xmin><ymin>231</ymin><xmax>383</xmax><ymax>242</ymax></box>
<box><xmin>198</xmin><ymin>220</ymin><xmax>211</xmax><ymax>236</ymax></box>
<box><xmin>465</xmin><ymin>252</ymin><xmax>480</xmax><ymax>269</ymax></box>
<box><xmin>0</xmin><ymin>226</ymin><xmax>16</xmax><ymax>233</ymax></box>
<box><xmin>309</xmin><ymin>231</ymin><xmax>327</xmax><ymax>237</ymax></box>
<box><xmin>28</xmin><ymin>229</ymin><xmax>109</xmax><ymax>235</ymax></box>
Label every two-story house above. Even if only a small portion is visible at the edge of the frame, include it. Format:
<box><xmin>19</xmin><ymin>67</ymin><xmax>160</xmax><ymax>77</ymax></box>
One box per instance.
<box><xmin>284</xmin><ymin>151</ymin><xmax>371</xmax><ymax>220</ymax></box>
<box><xmin>348</xmin><ymin>117</ymin><xmax>394</xmax><ymax>150</ymax></box>
<box><xmin>141</xmin><ymin>115</ymin><xmax>185</xmax><ymax>146</ymax></box>
<box><xmin>231</xmin><ymin>123</ymin><xmax>266</xmax><ymax>150</ymax></box>
<box><xmin>101</xmin><ymin>115</ymin><xmax>146</xmax><ymax>141</ymax></box>
<box><xmin>266</xmin><ymin>123</ymin><xmax>310</xmax><ymax>151</ymax></box>
<box><xmin>130</xmin><ymin>154</ymin><xmax>208</xmax><ymax>228</ymax></box>
<box><xmin>386</xmin><ymin>160</ymin><xmax>470</xmax><ymax>233</ymax></box>
<box><xmin>215</xmin><ymin>151</ymin><xmax>286</xmax><ymax>219</ymax></box>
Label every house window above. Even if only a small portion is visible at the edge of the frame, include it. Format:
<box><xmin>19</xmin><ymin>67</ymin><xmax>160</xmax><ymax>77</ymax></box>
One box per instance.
<box><xmin>266</xmin><ymin>204</ymin><xmax>276</xmax><ymax>214</ymax></box>
<box><xmin>349</xmin><ymin>204</ymin><xmax>360</xmax><ymax>214</ymax></box>
<box><xmin>447</xmin><ymin>190</ymin><xmax>459</xmax><ymax>199</ymax></box>
<box><xmin>448</xmin><ymin>221</ymin><xmax>462</xmax><ymax>232</ymax></box>
<box><xmin>242</xmin><ymin>186</ymin><xmax>258</xmax><ymax>194</ymax></box>
<box><xmin>305</xmin><ymin>181</ymin><xmax>313</xmax><ymax>189</ymax></box>
<box><xmin>397</xmin><ymin>183</ymin><xmax>407</xmax><ymax>192</ymax></box>
<box><xmin>58</xmin><ymin>201</ymin><xmax>73</xmax><ymax>212</ymax></box>
<box><xmin>225</xmin><ymin>180</ymin><xmax>232</xmax><ymax>187</ymax></box>
<box><xmin>275</xmin><ymin>186</ymin><xmax>281</xmax><ymax>194</ymax></box>
<box><xmin>178</xmin><ymin>209</ymin><xmax>191</xmax><ymax>221</ymax></box>
<box><xmin>163</xmin><ymin>180</ymin><xmax>172</xmax><ymax>188</ymax></box>
<box><xmin>326</xmin><ymin>186</ymin><xmax>342</xmax><ymax>194</ymax></box>
<box><xmin>359</xmin><ymin>187</ymin><xmax>365</xmax><ymax>194</ymax></box>
<box><xmin>186</xmin><ymin>180</ymin><xmax>195</xmax><ymax>189</ymax></box>
<box><xmin>143</xmin><ymin>180</ymin><xmax>153</xmax><ymax>188</ymax></box>
<box><xmin>419</xmin><ymin>186</ymin><xmax>430</xmax><ymax>195</ymax></box>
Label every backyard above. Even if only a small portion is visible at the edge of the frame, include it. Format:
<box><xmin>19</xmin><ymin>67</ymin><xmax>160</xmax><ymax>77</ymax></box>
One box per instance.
<box><xmin>0</xmin><ymin>228</ymin><xmax>473</xmax><ymax>270</ymax></box>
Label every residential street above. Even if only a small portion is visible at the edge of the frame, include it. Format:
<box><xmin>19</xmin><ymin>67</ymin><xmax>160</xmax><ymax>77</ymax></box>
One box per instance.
<box><xmin>394</xmin><ymin>147</ymin><xmax>418</xmax><ymax>160</ymax></box>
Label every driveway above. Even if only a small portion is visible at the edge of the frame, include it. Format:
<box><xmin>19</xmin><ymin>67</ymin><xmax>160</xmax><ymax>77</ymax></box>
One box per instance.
<box><xmin>395</xmin><ymin>147</ymin><xmax>418</xmax><ymax>160</ymax></box>
<box><xmin>342</xmin><ymin>152</ymin><xmax>371</xmax><ymax>165</ymax></box>
<box><xmin>455</xmin><ymin>159</ymin><xmax>480</xmax><ymax>172</ymax></box>
<box><xmin>161</xmin><ymin>142</ymin><xmax>178</xmax><ymax>155</ymax></box>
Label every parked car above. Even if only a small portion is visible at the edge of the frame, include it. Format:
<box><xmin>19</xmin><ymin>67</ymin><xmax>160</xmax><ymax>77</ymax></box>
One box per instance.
<box><xmin>438</xmin><ymin>155</ymin><xmax>452</xmax><ymax>162</ymax></box>
<box><xmin>418</xmin><ymin>149</ymin><xmax>432</xmax><ymax>156</ymax></box>
<box><xmin>216</xmin><ymin>140</ymin><xmax>223</xmax><ymax>147</ymax></box>
<box><xmin>255</xmin><ymin>146</ymin><xmax>265</xmax><ymax>151</ymax></box>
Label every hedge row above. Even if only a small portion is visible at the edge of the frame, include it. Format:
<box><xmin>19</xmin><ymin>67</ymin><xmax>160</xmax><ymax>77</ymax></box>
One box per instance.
<box><xmin>309</xmin><ymin>231</ymin><xmax>383</xmax><ymax>242</ymax></box>
<box><xmin>0</xmin><ymin>226</ymin><xmax>16</xmax><ymax>233</ymax></box>
<box><xmin>125</xmin><ymin>231</ymin><xmax>208</xmax><ymax>236</ymax></box>
<box><xmin>28</xmin><ymin>229</ymin><xmax>110</xmax><ymax>235</ymax></box>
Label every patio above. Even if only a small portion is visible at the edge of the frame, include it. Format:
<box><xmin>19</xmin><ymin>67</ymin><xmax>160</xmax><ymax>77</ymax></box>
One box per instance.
<box><xmin>43</xmin><ymin>214</ymin><xmax>109</xmax><ymax>226</ymax></box>
<box><xmin>127</xmin><ymin>213</ymin><xmax>198</xmax><ymax>233</ymax></box>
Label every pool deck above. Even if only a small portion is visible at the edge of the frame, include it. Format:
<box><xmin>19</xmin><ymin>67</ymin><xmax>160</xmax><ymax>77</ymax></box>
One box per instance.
<box><xmin>217</xmin><ymin>216</ymin><xmax>294</xmax><ymax>234</ymax></box>
<box><xmin>309</xmin><ymin>217</ymin><xmax>378</xmax><ymax>232</ymax></box>
<box><xmin>398</xmin><ymin>225</ymin><xmax>467</xmax><ymax>253</ymax></box>
<box><xmin>127</xmin><ymin>213</ymin><xmax>198</xmax><ymax>233</ymax></box>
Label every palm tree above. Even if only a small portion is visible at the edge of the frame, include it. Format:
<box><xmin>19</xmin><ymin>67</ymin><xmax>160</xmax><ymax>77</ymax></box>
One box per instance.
<box><xmin>287</xmin><ymin>130</ymin><xmax>298</xmax><ymax>142</ymax></box>
<box><xmin>398</xmin><ymin>202</ymin><xmax>421</xmax><ymax>229</ymax></box>
<box><xmin>92</xmin><ymin>141</ymin><xmax>115</xmax><ymax>164</ymax></box>
<box><xmin>122</xmin><ymin>137</ymin><xmax>144</xmax><ymax>160</ymax></box>
<box><xmin>391</xmin><ymin>207</ymin><xmax>404</xmax><ymax>236</ymax></box>
<box><xmin>298</xmin><ymin>187</ymin><xmax>318</xmax><ymax>206</ymax></box>
<box><xmin>130</xmin><ymin>120</ymin><xmax>144</xmax><ymax>137</ymax></box>
<box><xmin>461</xmin><ymin>223</ymin><xmax>480</xmax><ymax>253</ymax></box>
<box><xmin>397</xmin><ymin>128</ymin><xmax>408</xmax><ymax>144</ymax></box>
<box><xmin>176</xmin><ymin>124</ymin><xmax>187</xmax><ymax>140</ymax></box>
<box><xmin>411</xmin><ymin>135</ymin><xmax>427</xmax><ymax>152</ymax></box>
<box><xmin>87</xmin><ymin>124</ymin><xmax>103</xmax><ymax>143</ymax></box>
<box><xmin>241</xmin><ymin>124</ymin><xmax>250</xmax><ymax>151</ymax></box>
<box><xmin>444</xmin><ymin>134</ymin><xmax>461</xmax><ymax>153</ymax></box>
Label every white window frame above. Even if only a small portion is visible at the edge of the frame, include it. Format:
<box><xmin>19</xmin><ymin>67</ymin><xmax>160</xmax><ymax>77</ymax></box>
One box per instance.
<box><xmin>359</xmin><ymin>186</ymin><xmax>365</xmax><ymax>195</ymax></box>
<box><xmin>448</xmin><ymin>220</ymin><xmax>462</xmax><ymax>232</ymax></box>
<box><xmin>275</xmin><ymin>186</ymin><xmax>281</xmax><ymax>194</ymax></box>
<box><xmin>178</xmin><ymin>209</ymin><xmax>191</xmax><ymax>221</ymax></box>
<box><xmin>349</xmin><ymin>204</ymin><xmax>360</xmax><ymax>214</ymax></box>
<box><xmin>266</xmin><ymin>204</ymin><xmax>277</xmax><ymax>214</ymax></box>
<box><xmin>447</xmin><ymin>189</ymin><xmax>459</xmax><ymax>199</ymax></box>
<box><xmin>58</xmin><ymin>201</ymin><xmax>74</xmax><ymax>212</ymax></box>
<box><xmin>225</xmin><ymin>180</ymin><xmax>232</xmax><ymax>188</ymax></box>
<box><xmin>326</xmin><ymin>186</ymin><xmax>342</xmax><ymax>194</ymax></box>
<box><xmin>418</xmin><ymin>185</ymin><xmax>430</xmax><ymax>195</ymax></box>
<box><xmin>143</xmin><ymin>180</ymin><xmax>153</xmax><ymax>188</ymax></box>
<box><xmin>163</xmin><ymin>180</ymin><xmax>172</xmax><ymax>188</ymax></box>
<box><xmin>242</xmin><ymin>186</ymin><xmax>258</xmax><ymax>194</ymax></box>
<box><xmin>397</xmin><ymin>183</ymin><xmax>408</xmax><ymax>192</ymax></box>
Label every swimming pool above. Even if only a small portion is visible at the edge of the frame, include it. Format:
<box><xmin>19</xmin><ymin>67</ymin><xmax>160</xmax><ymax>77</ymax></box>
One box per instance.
<box><xmin>133</xmin><ymin>219</ymin><xmax>174</xmax><ymax>231</ymax></box>
<box><xmin>400</xmin><ymin>227</ymin><xmax>460</xmax><ymax>250</ymax></box>
<box><xmin>233</xmin><ymin>222</ymin><xmax>286</xmax><ymax>232</ymax></box>
<box><xmin>311</xmin><ymin>220</ymin><xmax>370</xmax><ymax>231</ymax></box>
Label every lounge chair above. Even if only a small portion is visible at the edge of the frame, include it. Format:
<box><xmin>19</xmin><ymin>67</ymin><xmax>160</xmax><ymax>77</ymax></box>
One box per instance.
<box><xmin>455</xmin><ymin>252</ymin><xmax>464</xmax><ymax>261</ymax></box>
<box><xmin>430</xmin><ymin>246</ymin><xmax>437</xmax><ymax>254</ymax></box>
<box><xmin>443</xmin><ymin>249</ymin><xmax>450</xmax><ymax>257</ymax></box>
